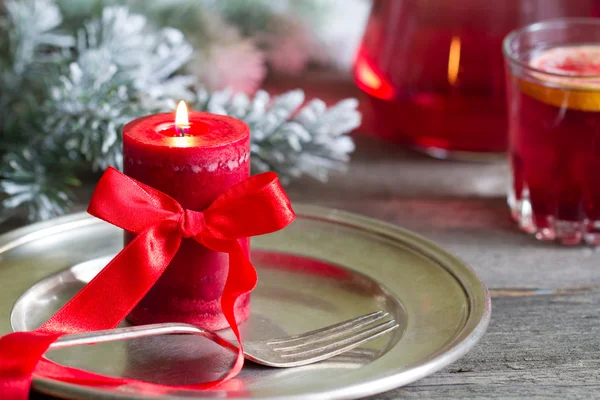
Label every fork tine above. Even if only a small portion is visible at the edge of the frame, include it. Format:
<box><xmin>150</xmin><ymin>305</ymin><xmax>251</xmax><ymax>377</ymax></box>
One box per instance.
<box><xmin>277</xmin><ymin>320</ymin><xmax>398</xmax><ymax>362</ymax></box>
<box><xmin>267</xmin><ymin>311</ymin><xmax>387</xmax><ymax>345</ymax></box>
<box><xmin>272</xmin><ymin>312</ymin><xmax>392</xmax><ymax>350</ymax></box>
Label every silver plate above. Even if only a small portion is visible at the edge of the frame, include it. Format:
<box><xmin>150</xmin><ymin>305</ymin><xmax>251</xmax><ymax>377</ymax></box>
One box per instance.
<box><xmin>0</xmin><ymin>205</ymin><xmax>490</xmax><ymax>399</ymax></box>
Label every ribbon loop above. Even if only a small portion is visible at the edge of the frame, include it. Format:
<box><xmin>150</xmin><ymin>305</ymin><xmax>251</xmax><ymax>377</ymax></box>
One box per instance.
<box><xmin>0</xmin><ymin>167</ymin><xmax>296</xmax><ymax>399</ymax></box>
<box><xmin>88</xmin><ymin>167</ymin><xmax>184</xmax><ymax>233</ymax></box>
<box><xmin>202</xmin><ymin>172</ymin><xmax>295</xmax><ymax>240</ymax></box>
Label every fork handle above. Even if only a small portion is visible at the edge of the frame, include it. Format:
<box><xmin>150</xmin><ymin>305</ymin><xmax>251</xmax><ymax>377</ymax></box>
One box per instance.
<box><xmin>48</xmin><ymin>323</ymin><xmax>228</xmax><ymax>351</ymax></box>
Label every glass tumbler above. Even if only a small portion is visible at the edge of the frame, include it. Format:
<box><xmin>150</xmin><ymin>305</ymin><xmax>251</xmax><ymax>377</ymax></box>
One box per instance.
<box><xmin>504</xmin><ymin>18</ymin><xmax>600</xmax><ymax>245</ymax></box>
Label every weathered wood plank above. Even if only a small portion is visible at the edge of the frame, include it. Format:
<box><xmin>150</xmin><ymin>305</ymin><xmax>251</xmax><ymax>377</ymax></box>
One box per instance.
<box><xmin>378</xmin><ymin>385</ymin><xmax>600</xmax><ymax>399</ymax></box>
<box><xmin>366</xmin><ymin>290</ymin><xmax>600</xmax><ymax>399</ymax></box>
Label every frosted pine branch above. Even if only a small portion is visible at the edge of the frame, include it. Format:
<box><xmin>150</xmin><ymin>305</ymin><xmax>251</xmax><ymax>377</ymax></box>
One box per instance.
<box><xmin>5</xmin><ymin>0</ymin><xmax>74</xmax><ymax>73</ymax></box>
<box><xmin>195</xmin><ymin>88</ymin><xmax>359</xmax><ymax>184</ymax></box>
<box><xmin>45</xmin><ymin>6</ymin><xmax>196</xmax><ymax>171</ymax></box>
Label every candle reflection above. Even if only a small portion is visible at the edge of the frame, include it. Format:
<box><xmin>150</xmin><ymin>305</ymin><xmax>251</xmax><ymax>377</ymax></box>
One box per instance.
<box><xmin>354</xmin><ymin>55</ymin><xmax>395</xmax><ymax>100</ymax></box>
<box><xmin>447</xmin><ymin>35</ymin><xmax>461</xmax><ymax>86</ymax></box>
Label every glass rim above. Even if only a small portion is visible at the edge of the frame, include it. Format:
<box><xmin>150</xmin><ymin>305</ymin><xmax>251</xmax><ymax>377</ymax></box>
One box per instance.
<box><xmin>503</xmin><ymin>17</ymin><xmax>600</xmax><ymax>80</ymax></box>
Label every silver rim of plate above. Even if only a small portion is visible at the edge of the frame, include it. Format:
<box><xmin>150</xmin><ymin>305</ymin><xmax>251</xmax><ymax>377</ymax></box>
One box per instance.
<box><xmin>0</xmin><ymin>204</ymin><xmax>491</xmax><ymax>400</ymax></box>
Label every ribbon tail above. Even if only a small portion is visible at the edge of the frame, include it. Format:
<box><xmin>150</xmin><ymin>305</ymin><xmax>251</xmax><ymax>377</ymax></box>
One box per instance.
<box><xmin>216</xmin><ymin>239</ymin><xmax>258</xmax><ymax>383</ymax></box>
<box><xmin>0</xmin><ymin>332</ymin><xmax>61</xmax><ymax>400</ymax></box>
<box><xmin>0</xmin><ymin>223</ymin><xmax>182</xmax><ymax>400</ymax></box>
<box><xmin>41</xmin><ymin>222</ymin><xmax>182</xmax><ymax>334</ymax></box>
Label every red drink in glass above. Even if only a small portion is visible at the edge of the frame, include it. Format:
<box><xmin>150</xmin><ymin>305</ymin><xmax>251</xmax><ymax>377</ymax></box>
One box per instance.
<box><xmin>504</xmin><ymin>19</ymin><xmax>600</xmax><ymax>244</ymax></box>
<box><xmin>355</xmin><ymin>0</ymin><xmax>599</xmax><ymax>159</ymax></box>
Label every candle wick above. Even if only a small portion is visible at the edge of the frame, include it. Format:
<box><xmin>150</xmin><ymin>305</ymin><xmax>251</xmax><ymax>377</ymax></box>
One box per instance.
<box><xmin>177</xmin><ymin>125</ymin><xmax>190</xmax><ymax>137</ymax></box>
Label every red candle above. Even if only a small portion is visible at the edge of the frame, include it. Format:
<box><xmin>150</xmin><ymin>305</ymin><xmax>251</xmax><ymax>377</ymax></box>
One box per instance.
<box><xmin>122</xmin><ymin>102</ymin><xmax>251</xmax><ymax>330</ymax></box>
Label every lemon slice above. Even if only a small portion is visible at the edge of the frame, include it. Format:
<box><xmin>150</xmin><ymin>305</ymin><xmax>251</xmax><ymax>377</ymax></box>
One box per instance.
<box><xmin>517</xmin><ymin>45</ymin><xmax>600</xmax><ymax>112</ymax></box>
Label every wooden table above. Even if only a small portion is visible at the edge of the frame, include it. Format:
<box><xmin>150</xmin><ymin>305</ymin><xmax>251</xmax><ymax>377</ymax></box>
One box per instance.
<box><xmin>28</xmin><ymin>135</ymin><xmax>600</xmax><ymax>399</ymax></box>
<box><xmin>286</xmin><ymin>136</ymin><xmax>600</xmax><ymax>399</ymax></box>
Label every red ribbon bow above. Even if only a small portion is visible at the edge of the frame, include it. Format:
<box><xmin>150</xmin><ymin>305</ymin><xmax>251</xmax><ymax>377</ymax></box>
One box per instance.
<box><xmin>0</xmin><ymin>167</ymin><xmax>295</xmax><ymax>399</ymax></box>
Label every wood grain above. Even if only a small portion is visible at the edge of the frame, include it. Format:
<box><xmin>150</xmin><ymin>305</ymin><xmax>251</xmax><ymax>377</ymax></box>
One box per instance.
<box><xmin>367</xmin><ymin>291</ymin><xmax>600</xmax><ymax>399</ymax></box>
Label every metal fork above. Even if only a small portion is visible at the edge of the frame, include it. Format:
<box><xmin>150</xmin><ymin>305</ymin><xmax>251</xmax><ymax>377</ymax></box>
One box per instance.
<box><xmin>49</xmin><ymin>311</ymin><xmax>398</xmax><ymax>367</ymax></box>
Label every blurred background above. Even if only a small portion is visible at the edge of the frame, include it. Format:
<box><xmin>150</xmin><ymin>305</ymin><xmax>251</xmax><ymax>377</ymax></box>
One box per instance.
<box><xmin>49</xmin><ymin>0</ymin><xmax>372</xmax><ymax>95</ymax></box>
<box><xmin>0</xmin><ymin>0</ymin><xmax>371</xmax><ymax>224</ymax></box>
<box><xmin>2</xmin><ymin>0</ymin><xmax>600</xmax><ymax>225</ymax></box>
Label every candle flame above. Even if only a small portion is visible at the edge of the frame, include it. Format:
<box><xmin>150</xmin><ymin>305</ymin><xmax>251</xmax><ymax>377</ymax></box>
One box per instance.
<box><xmin>175</xmin><ymin>101</ymin><xmax>190</xmax><ymax>137</ymax></box>
<box><xmin>447</xmin><ymin>36</ymin><xmax>461</xmax><ymax>86</ymax></box>
<box><xmin>175</xmin><ymin>101</ymin><xmax>189</xmax><ymax>128</ymax></box>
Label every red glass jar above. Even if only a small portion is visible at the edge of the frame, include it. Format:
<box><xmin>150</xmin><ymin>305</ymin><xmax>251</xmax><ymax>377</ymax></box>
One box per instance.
<box><xmin>354</xmin><ymin>0</ymin><xmax>599</xmax><ymax>159</ymax></box>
